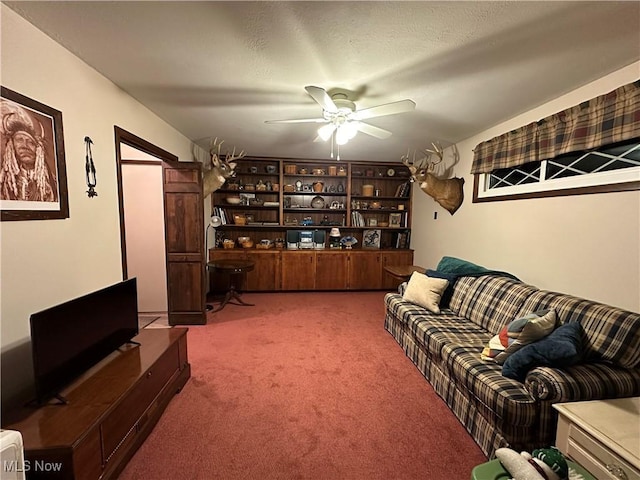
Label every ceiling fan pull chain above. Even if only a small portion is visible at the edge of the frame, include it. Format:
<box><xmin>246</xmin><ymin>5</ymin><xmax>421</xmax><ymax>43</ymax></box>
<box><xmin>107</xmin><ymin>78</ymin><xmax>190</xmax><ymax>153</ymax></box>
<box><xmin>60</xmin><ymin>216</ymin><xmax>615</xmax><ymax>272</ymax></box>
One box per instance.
<box><xmin>330</xmin><ymin>131</ymin><xmax>335</xmax><ymax>159</ymax></box>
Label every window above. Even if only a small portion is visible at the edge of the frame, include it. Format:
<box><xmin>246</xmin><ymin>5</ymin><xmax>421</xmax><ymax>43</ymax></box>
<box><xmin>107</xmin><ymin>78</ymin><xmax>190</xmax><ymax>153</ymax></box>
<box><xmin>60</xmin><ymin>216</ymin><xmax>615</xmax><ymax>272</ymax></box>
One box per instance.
<box><xmin>474</xmin><ymin>138</ymin><xmax>640</xmax><ymax>201</ymax></box>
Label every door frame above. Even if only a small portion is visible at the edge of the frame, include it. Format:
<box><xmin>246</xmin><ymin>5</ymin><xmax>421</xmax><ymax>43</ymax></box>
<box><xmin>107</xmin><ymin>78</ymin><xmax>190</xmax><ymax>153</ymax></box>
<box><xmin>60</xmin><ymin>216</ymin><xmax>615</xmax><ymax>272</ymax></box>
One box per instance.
<box><xmin>114</xmin><ymin>126</ymin><xmax>178</xmax><ymax>279</ymax></box>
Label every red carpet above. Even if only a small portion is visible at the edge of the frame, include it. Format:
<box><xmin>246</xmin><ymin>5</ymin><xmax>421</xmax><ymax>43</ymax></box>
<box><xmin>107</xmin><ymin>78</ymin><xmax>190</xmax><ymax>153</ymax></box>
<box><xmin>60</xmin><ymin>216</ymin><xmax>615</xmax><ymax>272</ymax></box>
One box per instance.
<box><xmin>119</xmin><ymin>291</ymin><xmax>486</xmax><ymax>479</ymax></box>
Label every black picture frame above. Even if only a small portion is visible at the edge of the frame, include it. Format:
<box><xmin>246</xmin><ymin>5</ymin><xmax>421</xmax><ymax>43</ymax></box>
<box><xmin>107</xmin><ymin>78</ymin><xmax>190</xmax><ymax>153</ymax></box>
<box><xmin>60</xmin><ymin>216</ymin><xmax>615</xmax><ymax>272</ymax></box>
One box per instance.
<box><xmin>1</xmin><ymin>87</ymin><xmax>68</xmax><ymax>221</ymax></box>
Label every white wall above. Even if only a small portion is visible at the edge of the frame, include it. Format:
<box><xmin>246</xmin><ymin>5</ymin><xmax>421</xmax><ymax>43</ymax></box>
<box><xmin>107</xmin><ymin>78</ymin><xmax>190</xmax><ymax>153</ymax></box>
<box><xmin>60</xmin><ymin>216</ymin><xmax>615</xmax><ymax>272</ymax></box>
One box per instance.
<box><xmin>411</xmin><ymin>62</ymin><xmax>640</xmax><ymax>313</ymax></box>
<box><xmin>0</xmin><ymin>6</ymin><xmax>194</xmax><ymax>407</ymax></box>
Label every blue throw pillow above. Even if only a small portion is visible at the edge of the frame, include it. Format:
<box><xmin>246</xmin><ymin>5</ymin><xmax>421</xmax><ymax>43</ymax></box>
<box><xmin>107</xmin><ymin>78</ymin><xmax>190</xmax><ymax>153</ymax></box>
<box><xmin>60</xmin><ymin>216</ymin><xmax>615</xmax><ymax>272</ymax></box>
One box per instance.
<box><xmin>502</xmin><ymin>321</ymin><xmax>583</xmax><ymax>383</ymax></box>
<box><xmin>426</xmin><ymin>269</ymin><xmax>457</xmax><ymax>308</ymax></box>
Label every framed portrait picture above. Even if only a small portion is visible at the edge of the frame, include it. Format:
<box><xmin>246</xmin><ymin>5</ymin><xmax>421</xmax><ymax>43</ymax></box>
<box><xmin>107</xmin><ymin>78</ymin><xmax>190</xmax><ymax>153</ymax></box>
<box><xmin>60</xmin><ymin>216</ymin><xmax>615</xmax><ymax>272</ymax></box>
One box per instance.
<box><xmin>1</xmin><ymin>87</ymin><xmax>68</xmax><ymax>221</ymax></box>
<box><xmin>362</xmin><ymin>229</ymin><xmax>381</xmax><ymax>249</ymax></box>
<box><xmin>388</xmin><ymin>212</ymin><xmax>403</xmax><ymax>227</ymax></box>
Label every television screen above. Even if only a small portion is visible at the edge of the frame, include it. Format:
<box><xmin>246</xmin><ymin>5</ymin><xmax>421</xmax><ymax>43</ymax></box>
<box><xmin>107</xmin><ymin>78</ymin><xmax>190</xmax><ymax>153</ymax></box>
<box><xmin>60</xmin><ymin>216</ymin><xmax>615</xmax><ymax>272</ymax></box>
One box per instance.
<box><xmin>30</xmin><ymin>278</ymin><xmax>139</xmax><ymax>403</ymax></box>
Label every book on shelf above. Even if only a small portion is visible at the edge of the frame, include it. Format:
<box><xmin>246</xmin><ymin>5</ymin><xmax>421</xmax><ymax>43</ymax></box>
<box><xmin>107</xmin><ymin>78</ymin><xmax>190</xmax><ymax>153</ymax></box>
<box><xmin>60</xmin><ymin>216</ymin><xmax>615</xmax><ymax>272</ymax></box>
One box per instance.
<box><xmin>394</xmin><ymin>230</ymin><xmax>411</xmax><ymax>249</ymax></box>
<box><xmin>351</xmin><ymin>211</ymin><xmax>365</xmax><ymax>227</ymax></box>
<box><xmin>213</xmin><ymin>207</ymin><xmax>227</xmax><ymax>225</ymax></box>
<box><xmin>394</xmin><ymin>181</ymin><xmax>411</xmax><ymax>198</ymax></box>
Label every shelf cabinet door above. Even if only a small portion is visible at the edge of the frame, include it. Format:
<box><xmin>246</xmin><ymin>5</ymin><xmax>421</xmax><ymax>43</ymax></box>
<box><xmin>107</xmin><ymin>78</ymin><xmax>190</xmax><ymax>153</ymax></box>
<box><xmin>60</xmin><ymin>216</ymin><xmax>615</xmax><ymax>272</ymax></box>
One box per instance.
<box><xmin>381</xmin><ymin>250</ymin><xmax>414</xmax><ymax>290</ymax></box>
<box><xmin>281</xmin><ymin>251</ymin><xmax>316</xmax><ymax>290</ymax></box>
<box><xmin>316</xmin><ymin>251</ymin><xmax>348</xmax><ymax>290</ymax></box>
<box><xmin>244</xmin><ymin>250</ymin><xmax>280</xmax><ymax>291</ymax></box>
<box><xmin>348</xmin><ymin>251</ymin><xmax>382</xmax><ymax>289</ymax></box>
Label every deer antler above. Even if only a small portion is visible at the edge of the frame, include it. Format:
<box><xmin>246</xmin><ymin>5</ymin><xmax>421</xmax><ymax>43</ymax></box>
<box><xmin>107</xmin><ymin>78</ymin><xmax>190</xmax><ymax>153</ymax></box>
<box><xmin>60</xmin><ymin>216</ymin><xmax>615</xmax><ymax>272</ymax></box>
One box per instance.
<box><xmin>401</xmin><ymin>148</ymin><xmax>430</xmax><ymax>173</ymax></box>
<box><xmin>225</xmin><ymin>146</ymin><xmax>245</xmax><ymax>163</ymax></box>
<box><xmin>422</xmin><ymin>142</ymin><xmax>444</xmax><ymax>166</ymax></box>
<box><xmin>210</xmin><ymin>137</ymin><xmax>245</xmax><ymax>167</ymax></box>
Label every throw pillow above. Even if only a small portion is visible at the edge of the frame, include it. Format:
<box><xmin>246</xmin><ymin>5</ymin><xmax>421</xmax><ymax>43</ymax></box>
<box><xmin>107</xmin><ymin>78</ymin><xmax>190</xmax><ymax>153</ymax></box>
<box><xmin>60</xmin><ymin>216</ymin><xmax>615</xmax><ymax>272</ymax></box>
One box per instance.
<box><xmin>481</xmin><ymin>309</ymin><xmax>557</xmax><ymax>364</ymax></box>
<box><xmin>402</xmin><ymin>272</ymin><xmax>449</xmax><ymax>314</ymax></box>
<box><xmin>425</xmin><ymin>269</ymin><xmax>457</xmax><ymax>308</ymax></box>
<box><xmin>502</xmin><ymin>321</ymin><xmax>583</xmax><ymax>383</ymax></box>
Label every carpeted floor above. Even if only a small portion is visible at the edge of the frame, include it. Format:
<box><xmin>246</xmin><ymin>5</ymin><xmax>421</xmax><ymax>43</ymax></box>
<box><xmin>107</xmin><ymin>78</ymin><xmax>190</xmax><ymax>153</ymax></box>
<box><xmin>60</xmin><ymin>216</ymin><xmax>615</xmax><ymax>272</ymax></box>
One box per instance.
<box><xmin>120</xmin><ymin>291</ymin><xmax>486</xmax><ymax>479</ymax></box>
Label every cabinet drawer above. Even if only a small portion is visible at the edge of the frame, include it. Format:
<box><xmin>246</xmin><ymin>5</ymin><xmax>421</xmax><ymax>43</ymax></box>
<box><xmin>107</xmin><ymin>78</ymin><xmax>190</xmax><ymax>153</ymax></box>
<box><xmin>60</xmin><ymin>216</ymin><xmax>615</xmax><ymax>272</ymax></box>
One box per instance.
<box><xmin>566</xmin><ymin>424</ymin><xmax>640</xmax><ymax>480</ymax></box>
<box><xmin>101</xmin><ymin>342</ymin><xmax>180</xmax><ymax>462</ymax></box>
<box><xmin>73</xmin><ymin>427</ymin><xmax>103</xmax><ymax>480</ymax></box>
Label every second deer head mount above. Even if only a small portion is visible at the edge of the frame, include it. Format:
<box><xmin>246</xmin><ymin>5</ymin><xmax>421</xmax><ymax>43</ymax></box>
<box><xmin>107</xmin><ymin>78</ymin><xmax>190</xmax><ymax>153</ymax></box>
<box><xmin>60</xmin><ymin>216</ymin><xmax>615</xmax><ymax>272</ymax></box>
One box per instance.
<box><xmin>401</xmin><ymin>142</ymin><xmax>464</xmax><ymax>215</ymax></box>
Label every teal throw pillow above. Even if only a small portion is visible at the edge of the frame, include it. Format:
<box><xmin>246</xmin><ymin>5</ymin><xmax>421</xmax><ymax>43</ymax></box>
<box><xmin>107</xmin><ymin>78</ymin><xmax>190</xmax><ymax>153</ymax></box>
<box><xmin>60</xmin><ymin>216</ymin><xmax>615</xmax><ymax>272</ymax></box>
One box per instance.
<box><xmin>426</xmin><ymin>269</ymin><xmax>457</xmax><ymax>308</ymax></box>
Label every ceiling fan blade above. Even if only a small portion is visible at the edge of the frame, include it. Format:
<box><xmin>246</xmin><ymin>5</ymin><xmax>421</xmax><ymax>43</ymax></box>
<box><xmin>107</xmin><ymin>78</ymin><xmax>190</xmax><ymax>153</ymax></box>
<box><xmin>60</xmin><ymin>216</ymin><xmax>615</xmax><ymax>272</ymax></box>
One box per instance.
<box><xmin>305</xmin><ymin>86</ymin><xmax>338</xmax><ymax>113</ymax></box>
<box><xmin>355</xmin><ymin>121</ymin><xmax>392</xmax><ymax>139</ymax></box>
<box><xmin>352</xmin><ymin>99</ymin><xmax>416</xmax><ymax>120</ymax></box>
<box><xmin>265</xmin><ymin>118</ymin><xmax>327</xmax><ymax>124</ymax></box>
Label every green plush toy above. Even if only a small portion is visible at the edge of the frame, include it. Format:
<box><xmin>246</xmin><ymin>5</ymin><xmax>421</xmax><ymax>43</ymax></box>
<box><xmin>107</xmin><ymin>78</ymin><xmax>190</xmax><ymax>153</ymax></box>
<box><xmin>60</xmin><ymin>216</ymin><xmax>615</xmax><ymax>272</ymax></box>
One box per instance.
<box><xmin>496</xmin><ymin>446</ymin><xmax>585</xmax><ymax>480</ymax></box>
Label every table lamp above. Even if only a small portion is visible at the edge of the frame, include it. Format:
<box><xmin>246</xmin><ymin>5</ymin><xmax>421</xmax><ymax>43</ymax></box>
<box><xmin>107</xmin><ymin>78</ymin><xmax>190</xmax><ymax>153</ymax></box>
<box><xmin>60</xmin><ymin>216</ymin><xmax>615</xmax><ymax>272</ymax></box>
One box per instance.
<box><xmin>207</xmin><ymin>215</ymin><xmax>222</xmax><ymax>248</ymax></box>
<box><xmin>329</xmin><ymin>227</ymin><xmax>341</xmax><ymax>249</ymax></box>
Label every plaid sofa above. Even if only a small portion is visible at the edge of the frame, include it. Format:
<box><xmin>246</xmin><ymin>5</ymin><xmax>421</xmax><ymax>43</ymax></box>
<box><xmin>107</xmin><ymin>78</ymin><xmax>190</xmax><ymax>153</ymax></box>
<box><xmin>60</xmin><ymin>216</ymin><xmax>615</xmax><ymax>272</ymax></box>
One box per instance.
<box><xmin>384</xmin><ymin>274</ymin><xmax>640</xmax><ymax>458</ymax></box>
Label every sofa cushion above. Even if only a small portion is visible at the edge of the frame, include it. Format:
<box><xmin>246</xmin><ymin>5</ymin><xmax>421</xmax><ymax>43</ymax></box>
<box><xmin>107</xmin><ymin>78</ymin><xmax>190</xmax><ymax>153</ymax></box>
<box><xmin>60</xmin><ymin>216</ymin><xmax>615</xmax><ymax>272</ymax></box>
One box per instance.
<box><xmin>441</xmin><ymin>345</ymin><xmax>538</xmax><ymax>427</ymax></box>
<box><xmin>402</xmin><ymin>272</ymin><xmax>448</xmax><ymax>313</ymax></box>
<box><xmin>502</xmin><ymin>322</ymin><xmax>584</xmax><ymax>382</ymax></box>
<box><xmin>408</xmin><ymin>316</ymin><xmax>490</xmax><ymax>357</ymax></box>
<box><xmin>385</xmin><ymin>292</ymin><xmax>460</xmax><ymax>327</ymax></box>
<box><xmin>449</xmin><ymin>275</ymin><xmax>539</xmax><ymax>334</ymax></box>
<box><xmin>518</xmin><ymin>290</ymin><xmax>640</xmax><ymax>369</ymax></box>
<box><xmin>481</xmin><ymin>309</ymin><xmax>557</xmax><ymax>363</ymax></box>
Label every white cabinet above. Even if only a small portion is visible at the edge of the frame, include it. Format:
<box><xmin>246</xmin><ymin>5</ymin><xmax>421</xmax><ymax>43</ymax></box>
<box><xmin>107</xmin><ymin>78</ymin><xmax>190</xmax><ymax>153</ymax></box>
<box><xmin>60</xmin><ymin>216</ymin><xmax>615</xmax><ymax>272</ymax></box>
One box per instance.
<box><xmin>554</xmin><ymin>398</ymin><xmax>640</xmax><ymax>480</ymax></box>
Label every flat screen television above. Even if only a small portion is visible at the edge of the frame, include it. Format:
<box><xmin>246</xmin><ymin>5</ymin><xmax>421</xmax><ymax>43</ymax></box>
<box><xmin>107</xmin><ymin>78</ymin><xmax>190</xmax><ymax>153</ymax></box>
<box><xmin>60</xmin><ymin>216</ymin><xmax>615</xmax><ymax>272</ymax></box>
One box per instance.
<box><xmin>29</xmin><ymin>278</ymin><xmax>139</xmax><ymax>404</ymax></box>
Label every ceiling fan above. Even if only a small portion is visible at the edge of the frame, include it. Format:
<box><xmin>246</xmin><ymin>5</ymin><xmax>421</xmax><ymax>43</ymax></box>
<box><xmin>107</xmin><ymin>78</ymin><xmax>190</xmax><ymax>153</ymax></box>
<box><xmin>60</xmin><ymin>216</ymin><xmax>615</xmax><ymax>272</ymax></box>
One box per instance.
<box><xmin>265</xmin><ymin>86</ymin><xmax>416</xmax><ymax>147</ymax></box>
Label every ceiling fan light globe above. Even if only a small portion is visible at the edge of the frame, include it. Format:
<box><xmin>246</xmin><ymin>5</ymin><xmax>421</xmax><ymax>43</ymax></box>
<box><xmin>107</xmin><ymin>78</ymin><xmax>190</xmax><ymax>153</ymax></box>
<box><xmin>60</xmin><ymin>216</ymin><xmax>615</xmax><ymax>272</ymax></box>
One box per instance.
<box><xmin>342</xmin><ymin>121</ymin><xmax>359</xmax><ymax>140</ymax></box>
<box><xmin>318</xmin><ymin>124</ymin><xmax>336</xmax><ymax>141</ymax></box>
<box><xmin>336</xmin><ymin>127</ymin><xmax>351</xmax><ymax>145</ymax></box>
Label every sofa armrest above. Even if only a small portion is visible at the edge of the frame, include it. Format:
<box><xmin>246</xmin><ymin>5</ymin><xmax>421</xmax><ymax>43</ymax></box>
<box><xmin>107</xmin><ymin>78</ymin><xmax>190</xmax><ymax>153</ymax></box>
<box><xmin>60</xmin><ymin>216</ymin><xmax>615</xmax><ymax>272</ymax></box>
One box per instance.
<box><xmin>524</xmin><ymin>363</ymin><xmax>640</xmax><ymax>402</ymax></box>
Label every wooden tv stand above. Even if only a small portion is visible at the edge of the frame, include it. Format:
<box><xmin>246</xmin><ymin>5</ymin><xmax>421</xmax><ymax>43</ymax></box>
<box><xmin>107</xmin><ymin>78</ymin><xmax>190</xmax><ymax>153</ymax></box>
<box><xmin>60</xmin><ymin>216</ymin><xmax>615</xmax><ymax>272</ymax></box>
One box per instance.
<box><xmin>2</xmin><ymin>328</ymin><xmax>190</xmax><ymax>480</ymax></box>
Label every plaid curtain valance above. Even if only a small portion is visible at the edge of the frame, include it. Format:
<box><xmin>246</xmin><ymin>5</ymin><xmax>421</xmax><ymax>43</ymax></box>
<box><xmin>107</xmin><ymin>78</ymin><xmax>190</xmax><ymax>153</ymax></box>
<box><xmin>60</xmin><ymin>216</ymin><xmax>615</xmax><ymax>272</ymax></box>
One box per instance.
<box><xmin>471</xmin><ymin>80</ymin><xmax>640</xmax><ymax>174</ymax></box>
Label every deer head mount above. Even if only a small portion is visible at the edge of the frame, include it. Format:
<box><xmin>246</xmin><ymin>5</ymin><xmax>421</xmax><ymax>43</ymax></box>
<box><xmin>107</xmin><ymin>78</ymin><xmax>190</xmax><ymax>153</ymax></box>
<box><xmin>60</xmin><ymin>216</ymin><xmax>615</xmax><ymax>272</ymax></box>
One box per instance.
<box><xmin>197</xmin><ymin>138</ymin><xmax>245</xmax><ymax>198</ymax></box>
<box><xmin>401</xmin><ymin>142</ymin><xmax>464</xmax><ymax>215</ymax></box>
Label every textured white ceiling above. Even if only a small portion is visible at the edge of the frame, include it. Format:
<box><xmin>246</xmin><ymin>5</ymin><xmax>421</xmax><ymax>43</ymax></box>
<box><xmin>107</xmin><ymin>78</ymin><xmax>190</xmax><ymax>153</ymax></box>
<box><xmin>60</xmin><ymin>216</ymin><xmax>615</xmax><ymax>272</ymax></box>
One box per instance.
<box><xmin>5</xmin><ymin>1</ymin><xmax>640</xmax><ymax>162</ymax></box>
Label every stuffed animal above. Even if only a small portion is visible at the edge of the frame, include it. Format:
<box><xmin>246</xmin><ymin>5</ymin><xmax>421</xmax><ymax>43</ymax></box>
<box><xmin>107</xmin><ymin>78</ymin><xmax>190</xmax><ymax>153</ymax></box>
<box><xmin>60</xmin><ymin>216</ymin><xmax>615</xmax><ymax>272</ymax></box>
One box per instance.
<box><xmin>495</xmin><ymin>447</ymin><xmax>585</xmax><ymax>480</ymax></box>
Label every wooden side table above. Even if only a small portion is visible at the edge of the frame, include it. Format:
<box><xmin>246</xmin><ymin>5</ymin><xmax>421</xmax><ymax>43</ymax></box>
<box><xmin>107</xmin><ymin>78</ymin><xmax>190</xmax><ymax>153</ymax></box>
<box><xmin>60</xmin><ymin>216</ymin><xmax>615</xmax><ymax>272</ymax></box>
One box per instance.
<box><xmin>207</xmin><ymin>259</ymin><xmax>255</xmax><ymax>312</ymax></box>
<box><xmin>554</xmin><ymin>397</ymin><xmax>640</xmax><ymax>480</ymax></box>
<box><xmin>383</xmin><ymin>264</ymin><xmax>426</xmax><ymax>283</ymax></box>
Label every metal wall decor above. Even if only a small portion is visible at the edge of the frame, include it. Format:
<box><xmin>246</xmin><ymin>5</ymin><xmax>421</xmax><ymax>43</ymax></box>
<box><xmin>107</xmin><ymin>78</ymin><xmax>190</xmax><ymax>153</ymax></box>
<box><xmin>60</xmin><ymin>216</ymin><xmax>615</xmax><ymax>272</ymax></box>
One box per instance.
<box><xmin>84</xmin><ymin>136</ymin><xmax>97</xmax><ymax>197</ymax></box>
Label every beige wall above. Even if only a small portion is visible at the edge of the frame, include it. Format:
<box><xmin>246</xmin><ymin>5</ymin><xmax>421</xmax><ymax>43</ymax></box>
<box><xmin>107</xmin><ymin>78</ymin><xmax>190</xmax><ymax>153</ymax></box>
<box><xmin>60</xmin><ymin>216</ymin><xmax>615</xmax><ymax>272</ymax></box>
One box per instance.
<box><xmin>411</xmin><ymin>62</ymin><xmax>640</xmax><ymax>313</ymax></box>
<box><xmin>0</xmin><ymin>6</ymin><xmax>194</xmax><ymax>406</ymax></box>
